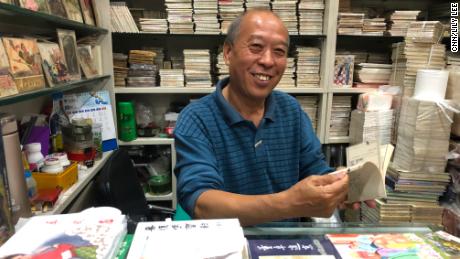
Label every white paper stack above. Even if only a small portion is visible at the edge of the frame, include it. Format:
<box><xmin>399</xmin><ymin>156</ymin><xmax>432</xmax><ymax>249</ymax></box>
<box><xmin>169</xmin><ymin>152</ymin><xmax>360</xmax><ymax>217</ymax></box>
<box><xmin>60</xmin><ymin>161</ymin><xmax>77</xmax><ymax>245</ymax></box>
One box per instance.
<box><xmin>277</xmin><ymin>57</ymin><xmax>296</xmax><ymax>88</ymax></box>
<box><xmin>139</xmin><ymin>18</ymin><xmax>168</xmax><ymax>33</ymax></box>
<box><xmin>127</xmin><ymin>219</ymin><xmax>247</xmax><ymax>259</ymax></box>
<box><xmin>166</xmin><ymin>0</ymin><xmax>194</xmax><ymax>34</ymax></box>
<box><xmin>362</xmin><ymin>18</ymin><xmax>386</xmax><ymax>36</ymax></box>
<box><xmin>272</xmin><ymin>0</ymin><xmax>298</xmax><ymax>35</ymax></box>
<box><xmin>216</xmin><ymin>49</ymin><xmax>228</xmax><ymax>80</ymax></box>
<box><xmin>406</xmin><ymin>21</ymin><xmax>444</xmax><ymax>44</ymax></box>
<box><xmin>393</xmin><ymin>97</ymin><xmax>453</xmax><ymax>172</ymax></box>
<box><xmin>296</xmin><ymin>96</ymin><xmax>319</xmax><ymax>132</ymax></box>
<box><xmin>110</xmin><ymin>2</ymin><xmax>139</xmax><ymax>32</ymax></box>
<box><xmin>159</xmin><ymin>69</ymin><xmax>185</xmax><ymax>87</ymax></box>
<box><xmin>193</xmin><ymin>0</ymin><xmax>220</xmax><ymax>34</ymax></box>
<box><xmin>295</xmin><ymin>46</ymin><xmax>321</xmax><ymax>88</ymax></box>
<box><xmin>244</xmin><ymin>0</ymin><xmax>271</xmax><ymax>10</ymax></box>
<box><xmin>330</xmin><ymin>96</ymin><xmax>352</xmax><ymax>137</ymax></box>
<box><xmin>298</xmin><ymin>0</ymin><xmax>324</xmax><ymax>35</ymax></box>
<box><xmin>385</xmin><ymin>10</ymin><xmax>420</xmax><ymax>36</ymax></box>
<box><xmin>218</xmin><ymin>0</ymin><xmax>245</xmax><ymax>34</ymax></box>
<box><xmin>183</xmin><ymin>49</ymin><xmax>212</xmax><ymax>87</ymax></box>
<box><xmin>337</xmin><ymin>12</ymin><xmax>364</xmax><ymax>35</ymax></box>
<box><xmin>349</xmin><ymin>109</ymin><xmax>394</xmax><ymax>145</ymax></box>
<box><xmin>354</xmin><ymin>63</ymin><xmax>392</xmax><ymax>84</ymax></box>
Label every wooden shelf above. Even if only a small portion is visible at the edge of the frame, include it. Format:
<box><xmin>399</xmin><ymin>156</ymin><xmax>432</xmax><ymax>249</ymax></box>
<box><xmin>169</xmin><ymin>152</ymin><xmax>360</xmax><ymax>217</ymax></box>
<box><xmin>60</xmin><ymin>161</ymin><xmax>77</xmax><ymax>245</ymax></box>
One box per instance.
<box><xmin>118</xmin><ymin>137</ymin><xmax>174</xmax><ymax>146</ymax></box>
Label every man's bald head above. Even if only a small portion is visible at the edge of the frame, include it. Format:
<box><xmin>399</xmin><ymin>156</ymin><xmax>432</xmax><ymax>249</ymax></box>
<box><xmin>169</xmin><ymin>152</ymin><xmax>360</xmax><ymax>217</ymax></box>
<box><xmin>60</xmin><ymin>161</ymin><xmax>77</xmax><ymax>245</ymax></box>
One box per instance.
<box><xmin>224</xmin><ymin>9</ymin><xmax>290</xmax><ymax>47</ymax></box>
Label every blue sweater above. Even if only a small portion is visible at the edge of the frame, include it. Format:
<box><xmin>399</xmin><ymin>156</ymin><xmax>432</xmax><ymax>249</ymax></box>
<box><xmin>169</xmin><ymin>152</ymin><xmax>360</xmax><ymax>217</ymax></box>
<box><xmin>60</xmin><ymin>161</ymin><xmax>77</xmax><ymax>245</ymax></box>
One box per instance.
<box><xmin>174</xmin><ymin>77</ymin><xmax>333</xmax><ymax>217</ymax></box>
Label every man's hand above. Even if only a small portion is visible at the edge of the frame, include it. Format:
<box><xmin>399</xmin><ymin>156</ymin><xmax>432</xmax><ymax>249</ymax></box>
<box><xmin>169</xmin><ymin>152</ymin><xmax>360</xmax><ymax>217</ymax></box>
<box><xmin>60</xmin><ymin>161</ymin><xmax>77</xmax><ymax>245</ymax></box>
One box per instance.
<box><xmin>285</xmin><ymin>170</ymin><xmax>349</xmax><ymax>218</ymax></box>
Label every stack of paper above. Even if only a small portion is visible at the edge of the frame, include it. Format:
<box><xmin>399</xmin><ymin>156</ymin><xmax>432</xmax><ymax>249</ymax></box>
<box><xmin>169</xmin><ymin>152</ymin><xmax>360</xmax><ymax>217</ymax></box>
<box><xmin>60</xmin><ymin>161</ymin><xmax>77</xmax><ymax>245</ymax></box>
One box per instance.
<box><xmin>183</xmin><ymin>49</ymin><xmax>212</xmax><ymax>87</ymax></box>
<box><xmin>127</xmin><ymin>50</ymin><xmax>157</xmax><ymax>87</ymax></box>
<box><xmin>385</xmin><ymin>10</ymin><xmax>420</xmax><ymax>36</ymax></box>
<box><xmin>159</xmin><ymin>69</ymin><xmax>185</xmax><ymax>87</ymax></box>
<box><xmin>349</xmin><ymin>109</ymin><xmax>394</xmax><ymax>145</ymax></box>
<box><xmin>272</xmin><ymin>0</ymin><xmax>298</xmax><ymax>35</ymax></box>
<box><xmin>0</xmin><ymin>207</ymin><xmax>127</xmax><ymax>259</ymax></box>
<box><xmin>406</xmin><ymin>21</ymin><xmax>444</xmax><ymax>44</ymax></box>
<box><xmin>330</xmin><ymin>96</ymin><xmax>352</xmax><ymax>137</ymax></box>
<box><xmin>193</xmin><ymin>0</ymin><xmax>220</xmax><ymax>34</ymax></box>
<box><xmin>216</xmin><ymin>49</ymin><xmax>228</xmax><ymax>80</ymax></box>
<box><xmin>113</xmin><ymin>53</ymin><xmax>128</xmax><ymax>87</ymax></box>
<box><xmin>337</xmin><ymin>13</ymin><xmax>364</xmax><ymax>35</ymax></box>
<box><xmin>298</xmin><ymin>0</ymin><xmax>324</xmax><ymax>35</ymax></box>
<box><xmin>244</xmin><ymin>0</ymin><xmax>271</xmax><ymax>10</ymax></box>
<box><xmin>110</xmin><ymin>2</ymin><xmax>139</xmax><ymax>33</ymax></box>
<box><xmin>296</xmin><ymin>96</ymin><xmax>319</xmax><ymax>132</ymax></box>
<box><xmin>277</xmin><ymin>57</ymin><xmax>295</xmax><ymax>88</ymax></box>
<box><xmin>362</xmin><ymin>198</ymin><xmax>411</xmax><ymax>223</ymax></box>
<box><xmin>354</xmin><ymin>63</ymin><xmax>392</xmax><ymax>84</ymax></box>
<box><xmin>143</xmin><ymin>47</ymin><xmax>165</xmax><ymax>70</ymax></box>
<box><xmin>139</xmin><ymin>18</ymin><xmax>168</xmax><ymax>33</ymax></box>
<box><xmin>127</xmin><ymin>219</ymin><xmax>247</xmax><ymax>259</ymax></box>
<box><xmin>166</xmin><ymin>0</ymin><xmax>194</xmax><ymax>34</ymax></box>
<box><xmin>362</xmin><ymin>18</ymin><xmax>386</xmax><ymax>36</ymax></box>
<box><xmin>218</xmin><ymin>0</ymin><xmax>244</xmax><ymax>34</ymax></box>
<box><xmin>295</xmin><ymin>46</ymin><xmax>321</xmax><ymax>88</ymax></box>
<box><xmin>393</xmin><ymin>98</ymin><xmax>453</xmax><ymax>172</ymax></box>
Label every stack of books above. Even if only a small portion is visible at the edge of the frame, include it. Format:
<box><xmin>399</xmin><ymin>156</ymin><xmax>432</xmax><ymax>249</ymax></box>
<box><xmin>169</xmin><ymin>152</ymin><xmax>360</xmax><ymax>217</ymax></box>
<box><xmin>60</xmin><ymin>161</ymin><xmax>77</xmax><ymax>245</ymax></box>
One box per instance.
<box><xmin>406</xmin><ymin>21</ymin><xmax>445</xmax><ymax>43</ymax></box>
<box><xmin>337</xmin><ymin>12</ymin><xmax>364</xmax><ymax>35</ymax></box>
<box><xmin>277</xmin><ymin>57</ymin><xmax>296</xmax><ymax>88</ymax></box>
<box><xmin>362</xmin><ymin>18</ymin><xmax>386</xmax><ymax>36</ymax></box>
<box><xmin>139</xmin><ymin>18</ymin><xmax>168</xmax><ymax>33</ymax></box>
<box><xmin>193</xmin><ymin>0</ymin><xmax>220</xmax><ymax>34</ymax></box>
<box><xmin>349</xmin><ymin>109</ymin><xmax>394</xmax><ymax>145</ymax></box>
<box><xmin>127</xmin><ymin>50</ymin><xmax>157</xmax><ymax>87</ymax></box>
<box><xmin>166</xmin><ymin>0</ymin><xmax>194</xmax><ymax>34</ymax></box>
<box><xmin>218</xmin><ymin>0</ymin><xmax>244</xmax><ymax>34</ymax></box>
<box><xmin>295</xmin><ymin>46</ymin><xmax>321</xmax><ymax>88</ymax></box>
<box><xmin>272</xmin><ymin>0</ymin><xmax>298</xmax><ymax>35</ymax></box>
<box><xmin>298</xmin><ymin>0</ymin><xmax>324</xmax><ymax>35</ymax></box>
<box><xmin>330</xmin><ymin>96</ymin><xmax>352</xmax><ymax>137</ymax></box>
<box><xmin>113</xmin><ymin>53</ymin><xmax>128</xmax><ymax>87</ymax></box>
<box><xmin>159</xmin><ymin>69</ymin><xmax>185</xmax><ymax>87</ymax></box>
<box><xmin>244</xmin><ymin>0</ymin><xmax>271</xmax><ymax>10</ymax></box>
<box><xmin>216</xmin><ymin>49</ymin><xmax>228</xmax><ymax>80</ymax></box>
<box><xmin>385</xmin><ymin>10</ymin><xmax>420</xmax><ymax>36</ymax></box>
<box><xmin>184</xmin><ymin>49</ymin><xmax>212</xmax><ymax>87</ymax></box>
<box><xmin>296</xmin><ymin>96</ymin><xmax>319</xmax><ymax>132</ymax></box>
<box><xmin>354</xmin><ymin>63</ymin><xmax>392</xmax><ymax>87</ymax></box>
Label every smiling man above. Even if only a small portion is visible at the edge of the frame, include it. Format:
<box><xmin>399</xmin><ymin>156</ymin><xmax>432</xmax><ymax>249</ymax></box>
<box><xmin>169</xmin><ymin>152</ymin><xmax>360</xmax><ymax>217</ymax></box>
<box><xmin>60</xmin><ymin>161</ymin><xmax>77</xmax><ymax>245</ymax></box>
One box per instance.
<box><xmin>174</xmin><ymin>10</ymin><xmax>367</xmax><ymax>226</ymax></box>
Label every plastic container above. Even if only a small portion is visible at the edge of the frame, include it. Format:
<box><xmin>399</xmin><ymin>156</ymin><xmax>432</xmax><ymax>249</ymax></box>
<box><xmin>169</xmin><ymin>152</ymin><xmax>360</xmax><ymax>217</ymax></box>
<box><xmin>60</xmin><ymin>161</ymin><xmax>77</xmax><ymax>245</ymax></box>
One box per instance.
<box><xmin>117</xmin><ymin>101</ymin><xmax>137</xmax><ymax>141</ymax></box>
<box><xmin>25</xmin><ymin>142</ymin><xmax>44</xmax><ymax>170</ymax></box>
<box><xmin>33</xmin><ymin>162</ymin><xmax>78</xmax><ymax>190</ymax></box>
<box><xmin>24</xmin><ymin>170</ymin><xmax>37</xmax><ymax>199</ymax></box>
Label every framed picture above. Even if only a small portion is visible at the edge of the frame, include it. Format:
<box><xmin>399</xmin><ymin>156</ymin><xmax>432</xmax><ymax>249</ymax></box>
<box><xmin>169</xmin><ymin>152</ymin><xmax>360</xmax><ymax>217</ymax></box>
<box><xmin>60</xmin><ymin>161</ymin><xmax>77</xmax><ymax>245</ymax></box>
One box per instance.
<box><xmin>62</xmin><ymin>0</ymin><xmax>83</xmax><ymax>23</ymax></box>
<box><xmin>57</xmin><ymin>29</ymin><xmax>81</xmax><ymax>81</ymax></box>
<box><xmin>37</xmin><ymin>42</ymin><xmax>70</xmax><ymax>86</ymax></box>
<box><xmin>47</xmin><ymin>0</ymin><xmax>67</xmax><ymax>18</ymax></box>
<box><xmin>79</xmin><ymin>0</ymin><xmax>95</xmax><ymax>26</ymax></box>
<box><xmin>19</xmin><ymin>0</ymin><xmax>49</xmax><ymax>13</ymax></box>
<box><xmin>1</xmin><ymin>37</ymin><xmax>45</xmax><ymax>92</ymax></box>
<box><xmin>77</xmin><ymin>45</ymin><xmax>98</xmax><ymax>78</ymax></box>
<box><xmin>0</xmin><ymin>40</ymin><xmax>18</xmax><ymax>97</ymax></box>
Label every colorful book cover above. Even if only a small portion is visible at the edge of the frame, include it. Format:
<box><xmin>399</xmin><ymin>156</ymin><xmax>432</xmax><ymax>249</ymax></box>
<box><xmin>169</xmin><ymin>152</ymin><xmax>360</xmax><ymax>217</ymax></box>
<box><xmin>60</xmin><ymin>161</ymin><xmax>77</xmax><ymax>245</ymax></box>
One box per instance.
<box><xmin>19</xmin><ymin>0</ymin><xmax>49</xmax><ymax>13</ymax></box>
<box><xmin>62</xmin><ymin>0</ymin><xmax>83</xmax><ymax>23</ymax></box>
<box><xmin>79</xmin><ymin>0</ymin><xmax>95</xmax><ymax>25</ymax></box>
<box><xmin>77</xmin><ymin>45</ymin><xmax>99</xmax><ymax>78</ymax></box>
<box><xmin>2</xmin><ymin>37</ymin><xmax>45</xmax><ymax>93</ymax></box>
<box><xmin>248</xmin><ymin>237</ymin><xmax>341</xmax><ymax>259</ymax></box>
<box><xmin>0</xmin><ymin>40</ymin><xmax>18</xmax><ymax>97</ymax></box>
<box><xmin>57</xmin><ymin>29</ymin><xmax>81</xmax><ymax>81</ymax></box>
<box><xmin>37</xmin><ymin>42</ymin><xmax>70</xmax><ymax>86</ymax></box>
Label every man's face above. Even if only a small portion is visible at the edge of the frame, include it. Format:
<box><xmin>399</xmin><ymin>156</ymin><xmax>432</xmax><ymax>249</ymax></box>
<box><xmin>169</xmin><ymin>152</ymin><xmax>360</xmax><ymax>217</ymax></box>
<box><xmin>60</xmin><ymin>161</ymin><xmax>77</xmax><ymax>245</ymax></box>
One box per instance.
<box><xmin>224</xmin><ymin>12</ymin><xmax>288</xmax><ymax>101</ymax></box>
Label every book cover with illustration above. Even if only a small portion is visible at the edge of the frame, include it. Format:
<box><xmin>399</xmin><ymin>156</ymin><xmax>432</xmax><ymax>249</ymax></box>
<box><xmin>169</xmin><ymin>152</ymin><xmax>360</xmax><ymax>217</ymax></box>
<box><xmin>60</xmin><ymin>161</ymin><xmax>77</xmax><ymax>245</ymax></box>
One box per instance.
<box><xmin>0</xmin><ymin>40</ymin><xmax>18</xmax><ymax>97</ymax></box>
<box><xmin>62</xmin><ymin>0</ymin><xmax>83</xmax><ymax>23</ymax></box>
<box><xmin>1</xmin><ymin>37</ymin><xmax>45</xmax><ymax>93</ymax></box>
<box><xmin>0</xmin><ymin>207</ymin><xmax>126</xmax><ymax>259</ymax></box>
<box><xmin>37</xmin><ymin>42</ymin><xmax>70</xmax><ymax>86</ymax></box>
<box><xmin>77</xmin><ymin>45</ymin><xmax>99</xmax><ymax>78</ymax></box>
<box><xmin>19</xmin><ymin>0</ymin><xmax>49</xmax><ymax>13</ymax></box>
<box><xmin>248</xmin><ymin>237</ymin><xmax>340</xmax><ymax>259</ymax></box>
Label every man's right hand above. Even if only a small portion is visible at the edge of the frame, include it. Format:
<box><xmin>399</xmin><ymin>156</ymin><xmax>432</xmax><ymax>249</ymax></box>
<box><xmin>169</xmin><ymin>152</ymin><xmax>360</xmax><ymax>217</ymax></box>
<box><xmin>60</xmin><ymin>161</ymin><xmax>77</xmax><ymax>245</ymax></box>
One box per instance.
<box><xmin>285</xmin><ymin>170</ymin><xmax>349</xmax><ymax>218</ymax></box>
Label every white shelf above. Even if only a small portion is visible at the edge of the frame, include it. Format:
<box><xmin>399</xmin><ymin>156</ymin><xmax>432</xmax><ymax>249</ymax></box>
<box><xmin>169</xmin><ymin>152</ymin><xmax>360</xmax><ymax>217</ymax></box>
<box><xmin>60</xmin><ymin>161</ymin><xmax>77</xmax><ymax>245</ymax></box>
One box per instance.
<box><xmin>145</xmin><ymin>192</ymin><xmax>174</xmax><ymax>202</ymax></box>
<box><xmin>114</xmin><ymin>87</ymin><xmax>326</xmax><ymax>94</ymax></box>
<box><xmin>38</xmin><ymin>150</ymin><xmax>114</xmax><ymax>215</ymax></box>
<box><xmin>118</xmin><ymin>137</ymin><xmax>174</xmax><ymax>146</ymax></box>
<box><xmin>327</xmin><ymin>136</ymin><xmax>350</xmax><ymax>144</ymax></box>
<box><xmin>331</xmin><ymin>88</ymin><xmax>378</xmax><ymax>93</ymax></box>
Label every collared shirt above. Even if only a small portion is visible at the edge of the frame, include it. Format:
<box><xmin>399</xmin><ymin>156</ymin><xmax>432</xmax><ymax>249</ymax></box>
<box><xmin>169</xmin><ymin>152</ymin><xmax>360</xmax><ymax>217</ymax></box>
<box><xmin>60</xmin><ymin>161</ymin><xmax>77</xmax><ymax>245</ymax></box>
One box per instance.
<box><xmin>174</xmin><ymin>77</ymin><xmax>333</xmax><ymax>217</ymax></box>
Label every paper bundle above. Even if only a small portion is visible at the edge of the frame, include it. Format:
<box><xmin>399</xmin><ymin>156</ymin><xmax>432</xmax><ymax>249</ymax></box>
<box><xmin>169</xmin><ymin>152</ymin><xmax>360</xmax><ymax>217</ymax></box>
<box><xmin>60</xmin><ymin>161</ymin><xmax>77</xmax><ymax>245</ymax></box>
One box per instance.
<box><xmin>193</xmin><ymin>0</ymin><xmax>220</xmax><ymax>34</ymax></box>
<box><xmin>330</xmin><ymin>96</ymin><xmax>352</xmax><ymax>137</ymax></box>
<box><xmin>298</xmin><ymin>0</ymin><xmax>324</xmax><ymax>35</ymax></box>
<box><xmin>406</xmin><ymin>21</ymin><xmax>444</xmax><ymax>44</ymax></box>
<box><xmin>337</xmin><ymin>12</ymin><xmax>364</xmax><ymax>35</ymax></box>
<box><xmin>295</xmin><ymin>46</ymin><xmax>321</xmax><ymax>88</ymax></box>
<box><xmin>128</xmin><ymin>50</ymin><xmax>157</xmax><ymax>87</ymax></box>
<box><xmin>354</xmin><ymin>63</ymin><xmax>392</xmax><ymax>84</ymax></box>
<box><xmin>113</xmin><ymin>53</ymin><xmax>128</xmax><ymax>87</ymax></box>
<box><xmin>272</xmin><ymin>0</ymin><xmax>298</xmax><ymax>35</ymax></box>
<box><xmin>183</xmin><ymin>49</ymin><xmax>212</xmax><ymax>87</ymax></box>
<box><xmin>166</xmin><ymin>0</ymin><xmax>194</xmax><ymax>34</ymax></box>
<box><xmin>349</xmin><ymin>109</ymin><xmax>394</xmax><ymax>145</ymax></box>
<box><xmin>245</xmin><ymin>0</ymin><xmax>271</xmax><ymax>10</ymax></box>
<box><xmin>216</xmin><ymin>49</ymin><xmax>228</xmax><ymax>80</ymax></box>
<box><xmin>277</xmin><ymin>57</ymin><xmax>296</xmax><ymax>88</ymax></box>
<box><xmin>362</xmin><ymin>18</ymin><xmax>386</xmax><ymax>36</ymax></box>
<box><xmin>159</xmin><ymin>69</ymin><xmax>185</xmax><ymax>87</ymax></box>
<box><xmin>139</xmin><ymin>18</ymin><xmax>168</xmax><ymax>33</ymax></box>
<box><xmin>218</xmin><ymin>0</ymin><xmax>244</xmax><ymax>34</ymax></box>
<box><xmin>296</xmin><ymin>96</ymin><xmax>319</xmax><ymax>132</ymax></box>
<box><xmin>385</xmin><ymin>10</ymin><xmax>420</xmax><ymax>36</ymax></box>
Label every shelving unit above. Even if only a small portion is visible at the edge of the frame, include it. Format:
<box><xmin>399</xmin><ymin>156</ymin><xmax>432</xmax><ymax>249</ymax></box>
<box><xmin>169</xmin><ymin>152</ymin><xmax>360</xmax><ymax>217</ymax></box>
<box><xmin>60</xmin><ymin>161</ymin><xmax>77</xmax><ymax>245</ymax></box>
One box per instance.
<box><xmin>0</xmin><ymin>1</ymin><xmax>116</xmax><ymax>215</ymax></box>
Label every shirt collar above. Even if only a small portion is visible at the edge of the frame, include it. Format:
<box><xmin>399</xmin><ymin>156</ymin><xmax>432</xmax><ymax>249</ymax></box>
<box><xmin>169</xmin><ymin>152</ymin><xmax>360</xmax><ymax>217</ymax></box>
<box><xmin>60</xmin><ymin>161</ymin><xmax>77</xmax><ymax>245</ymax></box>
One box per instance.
<box><xmin>213</xmin><ymin>77</ymin><xmax>277</xmax><ymax>126</ymax></box>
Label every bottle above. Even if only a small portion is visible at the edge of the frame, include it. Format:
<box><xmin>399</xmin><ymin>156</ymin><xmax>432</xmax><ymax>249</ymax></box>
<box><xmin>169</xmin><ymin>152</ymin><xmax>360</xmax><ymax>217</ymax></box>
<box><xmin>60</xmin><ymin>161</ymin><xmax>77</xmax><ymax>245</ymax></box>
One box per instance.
<box><xmin>25</xmin><ymin>142</ymin><xmax>44</xmax><ymax>171</ymax></box>
<box><xmin>117</xmin><ymin>102</ymin><xmax>137</xmax><ymax>141</ymax></box>
<box><xmin>24</xmin><ymin>171</ymin><xmax>37</xmax><ymax>199</ymax></box>
<box><xmin>50</xmin><ymin>93</ymin><xmax>70</xmax><ymax>153</ymax></box>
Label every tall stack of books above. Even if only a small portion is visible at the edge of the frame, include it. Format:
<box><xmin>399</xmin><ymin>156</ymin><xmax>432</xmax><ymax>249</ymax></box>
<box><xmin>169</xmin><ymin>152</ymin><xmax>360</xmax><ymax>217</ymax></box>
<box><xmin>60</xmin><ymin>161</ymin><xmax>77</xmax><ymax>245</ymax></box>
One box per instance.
<box><xmin>272</xmin><ymin>0</ymin><xmax>298</xmax><ymax>35</ymax></box>
<box><xmin>349</xmin><ymin>109</ymin><xmax>394</xmax><ymax>145</ymax></box>
<box><xmin>159</xmin><ymin>69</ymin><xmax>185</xmax><ymax>87</ymax></box>
<box><xmin>385</xmin><ymin>10</ymin><xmax>420</xmax><ymax>36</ymax></box>
<box><xmin>166</xmin><ymin>0</ymin><xmax>194</xmax><ymax>34</ymax></box>
<box><xmin>216</xmin><ymin>49</ymin><xmax>228</xmax><ymax>80</ymax></box>
<box><xmin>193</xmin><ymin>0</ymin><xmax>220</xmax><ymax>34</ymax></box>
<box><xmin>244</xmin><ymin>0</ymin><xmax>271</xmax><ymax>10</ymax></box>
<box><xmin>354</xmin><ymin>63</ymin><xmax>392</xmax><ymax>88</ymax></box>
<box><xmin>113</xmin><ymin>53</ymin><xmax>128</xmax><ymax>87</ymax></box>
<box><xmin>298</xmin><ymin>0</ymin><xmax>324</xmax><ymax>35</ymax></box>
<box><xmin>183</xmin><ymin>49</ymin><xmax>212</xmax><ymax>87</ymax></box>
<box><xmin>277</xmin><ymin>57</ymin><xmax>296</xmax><ymax>88</ymax></box>
<box><xmin>127</xmin><ymin>50</ymin><xmax>157</xmax><ymax>87</ymax></box>
<box><xmin>295</xmin><ymin>46</ymin><xmax>321</xmax><ymax>88</ymax></box>
<box><xmin>218</xmin><ymin>0</ymin><xmax>244</xmax><ymax>34</ymax></box>
<box><xmin>337</xmin><ymin>13</ymin><xmax>364</xmax><ymax>35</ymax></box>
<box><xmin>296</xmin><ymin>96</ymin><xmax>319</xmax><ymax>132</ymax></box>
<box><xmin>330</xmin><ymin>96</ymin><xmax>352</xmax><ymax>137</ymax></box>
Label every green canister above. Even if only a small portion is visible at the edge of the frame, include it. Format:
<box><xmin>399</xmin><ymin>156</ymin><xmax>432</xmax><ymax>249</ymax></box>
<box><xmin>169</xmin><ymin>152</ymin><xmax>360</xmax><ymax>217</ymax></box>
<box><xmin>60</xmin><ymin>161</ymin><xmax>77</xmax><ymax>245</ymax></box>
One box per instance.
<box><xmin>117</xmin><ymin>101</ymin><xmax>137</xmax><ymax>142</ymax></box>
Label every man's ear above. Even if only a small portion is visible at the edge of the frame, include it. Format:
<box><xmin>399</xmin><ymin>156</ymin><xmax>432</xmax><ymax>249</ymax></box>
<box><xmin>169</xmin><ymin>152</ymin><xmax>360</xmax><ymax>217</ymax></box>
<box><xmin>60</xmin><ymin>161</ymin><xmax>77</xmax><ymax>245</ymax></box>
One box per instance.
<box><xmin>223</xmin><ymin>42</ymin><xmax>232</xmax><ymax>66</ymax></box>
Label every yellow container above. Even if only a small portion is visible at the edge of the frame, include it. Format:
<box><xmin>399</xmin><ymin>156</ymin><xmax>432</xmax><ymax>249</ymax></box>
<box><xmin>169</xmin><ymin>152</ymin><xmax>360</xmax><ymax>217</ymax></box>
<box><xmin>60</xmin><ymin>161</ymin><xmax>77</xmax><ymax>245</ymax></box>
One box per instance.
<box><xmin>32</xmin><ymin>162</ymin><xmax>78</xmax><ymax>191</ymax></box>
